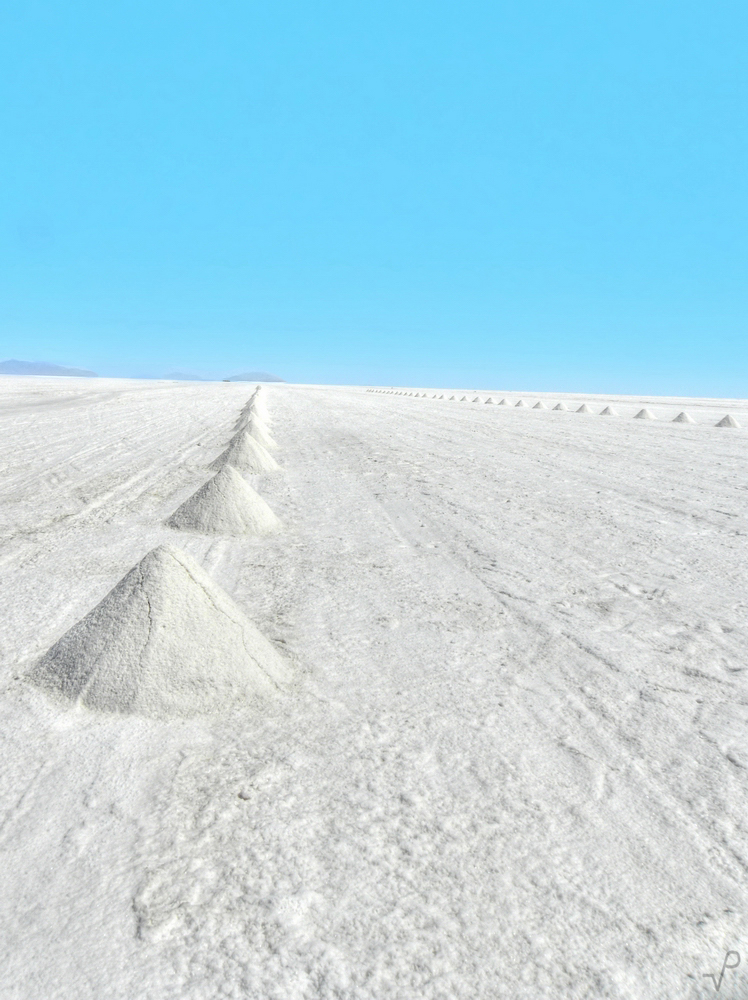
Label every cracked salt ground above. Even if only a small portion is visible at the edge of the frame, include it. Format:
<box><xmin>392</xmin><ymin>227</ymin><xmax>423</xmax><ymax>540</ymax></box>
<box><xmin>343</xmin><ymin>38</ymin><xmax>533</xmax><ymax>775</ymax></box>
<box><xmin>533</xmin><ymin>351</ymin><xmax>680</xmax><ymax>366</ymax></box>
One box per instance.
<box><xmin>1</xmin><ymin>378</ymin><xmax>747</xmax><ymax>999</ymax></box>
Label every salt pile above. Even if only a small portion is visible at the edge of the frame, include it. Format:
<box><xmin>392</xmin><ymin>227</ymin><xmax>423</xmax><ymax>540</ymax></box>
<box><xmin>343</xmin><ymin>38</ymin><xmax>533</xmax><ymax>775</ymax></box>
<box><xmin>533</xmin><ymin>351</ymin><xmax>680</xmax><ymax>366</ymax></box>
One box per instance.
<box><xmin>533</xmin><ymin>401</ymin><xmax>545</xmax><ymax>409</ymax></box>
<box><xmin>168</xmin><ymin>466</ymin><xmax>281</xmax><ymax>535</ymax></box>
<box><xmin>246</xmin><ymin>400</ymin><xmax>270</xmax><ymax>424</ymax></box>
<box><xmin>673</xmin><ymin>411</ymin><xmax>695</xmax><ymax>423</ymax></box>
<box><xmin>635</xmin><ymin>408</ymin><xmax>655</xmax><ymax>420</ymax></box>
<box><xmin>515</xmin><ymin>399</ymin><xmax>525</xmax><ymax>407</ymax></box>
<box><xmin>716</xmin><ymin>414</ymin><xmax>739</xmax><ymax>427</ymax></box>
<box><xmin>498</xmin><ymin>398</ymin><xmax>508</xmax><ymax>405</ymax></box>
<box><xmin>484</xmin><ymin>397</ymin><xmax>495</xmax><ymax>404</ymax></box>
<box><xmin>233</xmin><ymin>413</ymin><xmax>252</xmax><ymax>431</ymax></box>
<box><xmin>242</xmin><ymin>393</ymin><xmax>270</xmax><ymax>424</ymax></box>
<box><xmin>241</xmin><ymin>392</ymin><xmax>260</xmax><ymax>414</ymax></box>
<box><xmin>27</xmin><ymin>544</ymin><xmax>290</xmax><ymax>718</ymax></box>
<box><xmin>599</xmin><ymin>406</ymin><xmax>616</xmax><ymax>416</ymax></box>
<box><xmin>553</xmin><ymin>403</ymin><xmax>567</xmax><ymax>410</ymax></box>
<box><xmin>209</xmin><ymin>430</ymin><xmax>279</xmax><ymax>473</ymax></box>
<box><xmin>245</xmin><ymin>417</ymin><xmax>278</xmax><ymax>450</ymax></box>
<box><xmin>472</xmin><ymin>396</ymin><xmax>481</xmax><ymax>403</ymax></box>
<box><xmin>576</xmin><ymin>404</ymin><xmax>591</xmax><ymax>413</ymax></box>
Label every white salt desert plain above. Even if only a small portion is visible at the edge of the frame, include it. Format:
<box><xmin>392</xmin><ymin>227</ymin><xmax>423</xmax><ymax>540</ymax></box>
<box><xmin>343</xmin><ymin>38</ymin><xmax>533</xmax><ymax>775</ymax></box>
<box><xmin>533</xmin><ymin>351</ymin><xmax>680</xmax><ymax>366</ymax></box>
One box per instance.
<box><xmin>1</xmin><ymin>376</ymin><xmax>747</xmax><ymax>1000</ymax></box>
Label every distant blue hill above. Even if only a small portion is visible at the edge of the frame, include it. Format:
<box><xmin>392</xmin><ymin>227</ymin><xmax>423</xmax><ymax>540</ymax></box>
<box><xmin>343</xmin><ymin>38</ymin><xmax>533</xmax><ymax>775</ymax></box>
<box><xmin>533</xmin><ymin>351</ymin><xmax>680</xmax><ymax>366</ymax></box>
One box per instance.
<box><xmin>226</xmin><ymin>371</ymin><xmax>285</xmax><ymax>382</ymax></box>
<box><xmin>0</xmin><ymin>359</ymin><xmax>97</xmax><ymax>377</ymax></box>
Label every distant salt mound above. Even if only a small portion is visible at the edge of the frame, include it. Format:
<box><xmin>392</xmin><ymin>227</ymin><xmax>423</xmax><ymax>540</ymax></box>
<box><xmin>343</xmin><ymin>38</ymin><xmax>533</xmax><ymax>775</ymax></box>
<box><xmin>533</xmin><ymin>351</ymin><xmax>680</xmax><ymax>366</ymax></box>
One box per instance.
<box><xmin>209</xmin><ymin>431</ymin><xmax>279</xmax><ymax>473</ymax></box>
<box><xmin>245</xmin><ymin>417</ymin><xmax>277</xmax><ymax>450</ymax></box>
<box><xmin>460</xmin><ymin>396</ymin><xmax>468</xmax><ymax>401</ymax></box>
<box><xmin>515</xmin><ymin>399</ymin><xmax>525</xmax><ymax>407</ymax></box>
<box><xmin>716</xmin><ymin>414</ymin><xmax>739</xmax><ymax>427</ymax></box>
<box><xmin>635</xmin><ymin>408</ymin><xmax>655</xmax><ymax>420</ymax></box>
<box><xmin>553</xmin><ymin>403</ymin><xmax>566</xmax><ymax>411</ymax></box>
<box><xmin>673</xmin><ymin>411</ymin><xmax>695</xmax><ymax>423</ymax></box>
<box><xmin>576</xmin><ymin>404</ymin><xmax>591</xmax><ymax>413</ymax></box>
<box><xmin>242</xmin><ymin>387</ymin><xmax>263</xmax><ymax>407</ymax></box>
<box><xmin>234</xmin><ymin>402</ymin><xmax>270</xmax><ymax>431</ymax></box>
<box><xmin>498</xmin><ymin>398</ymin><xmax>508</xmax><ymax>405</ymax></box>
<box><xmin>599</xmin><ymin>406</ymin><xmax>616</xmax><ymax>416</ymax></box>
<box><xmin>533</xmin><ymin>401</ymin><xmax>545</xmax><ymax>409</ymax></box>
<box><xmin>249</xmin><ymin>400</ymin><xmax>270</xmax><ymax>423</ymax></box>
<box><xmin>449</xmin><ymin>395</ymin><xmax>456</xmax><ymax>400</ymax></box>
<box><xmin>28</xmin><ymin>545</ymin><xmax>290</xmax><ymax>718</ymax></box>
<box><xmin>484</xmin><ymin>397</ymin><xmax>495</xmax><ymax>404</ymax></box>
<box><xmin>168</xmin><ymin>466</ymin><xmax>281</xmax><ymax>536</ymax></box>
<box><xmin>241</xmin><ymin>395</ymin><xmax>270</xmax><ymax>423</ymax></box>
<box><xmin>472</xmin><ymin>396</ymin><xmax>481</xmax><ymax>403</ymax></box>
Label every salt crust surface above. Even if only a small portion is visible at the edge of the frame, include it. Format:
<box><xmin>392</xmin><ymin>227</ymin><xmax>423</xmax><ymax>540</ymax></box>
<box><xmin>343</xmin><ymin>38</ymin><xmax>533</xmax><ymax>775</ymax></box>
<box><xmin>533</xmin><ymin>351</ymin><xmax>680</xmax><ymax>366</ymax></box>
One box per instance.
<box><xmin>0</xmin><ymin>378</ymin><xmax>747</xmax><ymax>999</ymax></box>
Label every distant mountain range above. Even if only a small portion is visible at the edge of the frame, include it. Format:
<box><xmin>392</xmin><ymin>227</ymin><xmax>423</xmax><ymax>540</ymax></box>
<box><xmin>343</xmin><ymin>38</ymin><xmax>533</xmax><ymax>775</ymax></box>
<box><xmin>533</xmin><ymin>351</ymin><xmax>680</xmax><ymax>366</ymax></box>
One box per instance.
<box><xmin>225</xmin><ymin>371</ymin><xmax>285</xmax><ymax>382</ymax></box>
<box><xmin>0</xmin><ymin>359</ymin><xmax>98</xmax><ymax>377</ymax></box>
<box><xmin>0</xmin><ymin>359</ymin><xmax>285</xmax><ymax>382</ymax></box>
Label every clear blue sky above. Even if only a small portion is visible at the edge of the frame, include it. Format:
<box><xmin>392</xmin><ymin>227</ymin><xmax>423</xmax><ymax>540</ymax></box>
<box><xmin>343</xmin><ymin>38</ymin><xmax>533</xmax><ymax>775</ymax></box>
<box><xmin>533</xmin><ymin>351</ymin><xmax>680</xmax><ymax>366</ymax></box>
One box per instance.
<box><xmin>1</xmin><ymin>1</ymin><xmax>746</xmax><ymax>393</ymax></box>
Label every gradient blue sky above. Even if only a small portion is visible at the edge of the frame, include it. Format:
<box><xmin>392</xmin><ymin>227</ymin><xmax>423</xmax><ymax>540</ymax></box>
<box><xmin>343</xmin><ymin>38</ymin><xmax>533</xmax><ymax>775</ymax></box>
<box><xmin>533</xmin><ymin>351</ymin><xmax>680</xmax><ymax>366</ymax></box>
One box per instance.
<box><xmin>1</xmin><ymin>0</ymin><xmax>746</xmax><ymax>392</ymax></box>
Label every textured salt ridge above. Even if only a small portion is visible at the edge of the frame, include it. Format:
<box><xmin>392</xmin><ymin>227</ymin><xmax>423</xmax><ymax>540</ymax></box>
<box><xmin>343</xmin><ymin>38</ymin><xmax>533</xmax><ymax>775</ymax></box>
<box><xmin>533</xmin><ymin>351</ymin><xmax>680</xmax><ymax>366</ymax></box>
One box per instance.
<box><xmin>209</xmin><ymin>431</ymin><xmax>279</xmax><ymax>473</ymax></box>
<box><xmin>168</xmin><ymin>466</ymin><xmax>281</xmax><ymax>536</ymax></box>
<box><xmin>27</xmin><ymin>545</ymin><xmax>290</xmax><ymax>718</ymax></box>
